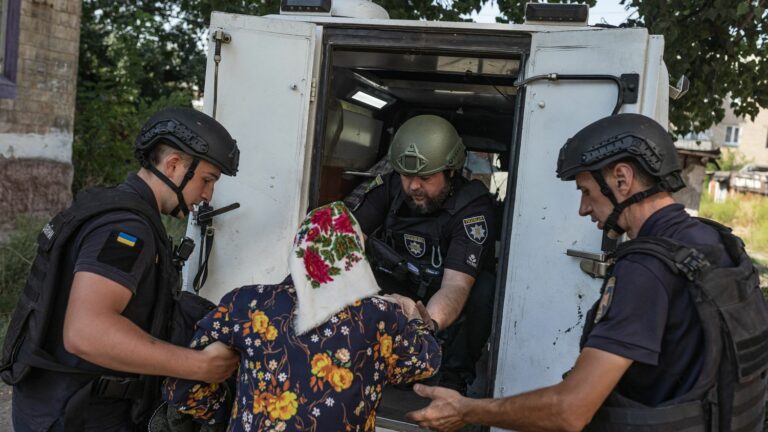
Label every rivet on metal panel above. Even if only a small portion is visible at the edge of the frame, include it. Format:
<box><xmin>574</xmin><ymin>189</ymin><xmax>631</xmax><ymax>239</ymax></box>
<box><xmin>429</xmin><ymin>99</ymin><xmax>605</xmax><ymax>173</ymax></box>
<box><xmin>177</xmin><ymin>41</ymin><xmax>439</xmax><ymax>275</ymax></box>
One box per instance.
<box><xmin>538</xmin><ymin>100</ymin><xmax>546</xmax><ymax>109</ymax></box>
<box><xmin>290</xmin><ymin>84</ymin><xmax>298</xmax><ymax>90</ymax></box>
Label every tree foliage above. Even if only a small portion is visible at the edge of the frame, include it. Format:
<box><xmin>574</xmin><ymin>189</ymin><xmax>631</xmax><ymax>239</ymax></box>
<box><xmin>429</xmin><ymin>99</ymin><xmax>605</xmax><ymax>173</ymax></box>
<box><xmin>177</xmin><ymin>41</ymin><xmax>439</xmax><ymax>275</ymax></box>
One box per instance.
<box><xmin>73</xmin><ymin>0</ymin><xmax>281</xmax><ymax>191</ymax></box>
<box><xmin>620</xmin><ymin>0</ymin><xmax>768</xmax><ymax>134</ymax></box>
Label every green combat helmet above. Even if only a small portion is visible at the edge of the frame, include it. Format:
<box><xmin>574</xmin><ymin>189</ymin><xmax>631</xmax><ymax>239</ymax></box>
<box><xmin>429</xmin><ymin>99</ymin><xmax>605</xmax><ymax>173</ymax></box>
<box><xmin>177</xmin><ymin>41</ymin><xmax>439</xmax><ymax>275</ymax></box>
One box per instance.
<box><xmin>388</xmin><ymin>115</ymin><xmax>465</xmax><ymax>176</ymax></box>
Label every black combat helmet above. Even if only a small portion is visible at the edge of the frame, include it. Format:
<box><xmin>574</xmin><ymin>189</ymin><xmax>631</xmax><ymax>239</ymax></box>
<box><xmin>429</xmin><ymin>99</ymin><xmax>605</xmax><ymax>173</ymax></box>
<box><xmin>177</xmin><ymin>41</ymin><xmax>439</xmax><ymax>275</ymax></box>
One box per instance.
<box><xmin>134</xmin><ymin>107</ymin><xmax>240</xmax><ymax>216</ymax></box>
<box><xmin>556</xmin><ymin>114</ymin><xmax>685</xmax><ymax>235</ymax></box>
<box><xmin>135</xmin><ymin>107</ymin><xmax>239</xmax><ymax>176</ymax></box>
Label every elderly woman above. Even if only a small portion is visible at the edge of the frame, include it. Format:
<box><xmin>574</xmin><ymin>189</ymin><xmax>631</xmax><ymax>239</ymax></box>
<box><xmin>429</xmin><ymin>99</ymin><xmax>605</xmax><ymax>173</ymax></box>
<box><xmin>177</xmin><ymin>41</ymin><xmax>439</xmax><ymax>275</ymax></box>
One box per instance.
<box><xmin>163</xmin><ymin>202</ymin><xmax>441</xmax><ymax>431</ymax></box>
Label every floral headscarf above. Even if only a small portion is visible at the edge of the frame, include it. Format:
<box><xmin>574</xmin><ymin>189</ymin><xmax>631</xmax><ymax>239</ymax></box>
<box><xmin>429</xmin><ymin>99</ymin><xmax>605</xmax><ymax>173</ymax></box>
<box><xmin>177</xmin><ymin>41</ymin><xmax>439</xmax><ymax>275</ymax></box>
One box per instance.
<box><xmin>290</xmin><ymin>201</ymin><xmax>379</xmax><ymax>335</ymax></box>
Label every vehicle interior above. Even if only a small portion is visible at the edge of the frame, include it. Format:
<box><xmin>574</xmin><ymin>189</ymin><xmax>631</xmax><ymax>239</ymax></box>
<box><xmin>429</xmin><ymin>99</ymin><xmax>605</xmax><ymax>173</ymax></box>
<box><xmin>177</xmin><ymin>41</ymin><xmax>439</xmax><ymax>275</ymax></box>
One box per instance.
<box><xmin>307</xmin><ymin>27</ymin><xmax>529</xmax><ymax>430</ymax></box>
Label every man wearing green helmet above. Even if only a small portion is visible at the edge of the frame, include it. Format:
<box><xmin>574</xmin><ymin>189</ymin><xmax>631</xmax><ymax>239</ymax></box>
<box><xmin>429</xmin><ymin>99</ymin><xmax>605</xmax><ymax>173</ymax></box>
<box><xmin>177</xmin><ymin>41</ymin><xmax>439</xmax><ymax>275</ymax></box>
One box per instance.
<box><xmin>353</xmin><ymin>114</ymin><xmax>498</xmax><ymax>394</ymax></box>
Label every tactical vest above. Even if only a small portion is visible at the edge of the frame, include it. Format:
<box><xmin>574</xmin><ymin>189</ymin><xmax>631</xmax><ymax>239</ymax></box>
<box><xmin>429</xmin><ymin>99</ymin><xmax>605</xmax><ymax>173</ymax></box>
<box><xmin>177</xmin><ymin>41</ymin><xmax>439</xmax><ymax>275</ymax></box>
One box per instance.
<box><xmin>375</xmin><ymin>179</ymin><xmax>488</xmax><ymax>300</ymax></box>
<box><xmin>0</xmin><ymin>187</ymin><xmax>180</xmax><ymax>430</ymax></box>
<box><xmin>582</xmin><ymin>219</ymin><xmax>768</xmax><ymax>432</ymax></box>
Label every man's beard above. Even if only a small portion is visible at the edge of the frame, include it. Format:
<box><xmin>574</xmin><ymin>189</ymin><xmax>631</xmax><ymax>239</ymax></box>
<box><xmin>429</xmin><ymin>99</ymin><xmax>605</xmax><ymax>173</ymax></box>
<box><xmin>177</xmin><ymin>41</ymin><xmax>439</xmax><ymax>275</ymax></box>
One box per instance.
<box><xmin>404</xmin><ymin>182</ymin><xmax>451</xmax><ymax>215</ymax></box>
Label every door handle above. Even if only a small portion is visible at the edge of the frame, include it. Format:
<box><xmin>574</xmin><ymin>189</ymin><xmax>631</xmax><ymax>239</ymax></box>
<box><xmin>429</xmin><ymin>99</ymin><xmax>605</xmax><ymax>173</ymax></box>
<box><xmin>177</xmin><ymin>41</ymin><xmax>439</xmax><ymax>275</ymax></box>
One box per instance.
<box><xmin>566</xmin><ymin>249</ymin><xmax>611</xmax><ymax>279</ymax></box>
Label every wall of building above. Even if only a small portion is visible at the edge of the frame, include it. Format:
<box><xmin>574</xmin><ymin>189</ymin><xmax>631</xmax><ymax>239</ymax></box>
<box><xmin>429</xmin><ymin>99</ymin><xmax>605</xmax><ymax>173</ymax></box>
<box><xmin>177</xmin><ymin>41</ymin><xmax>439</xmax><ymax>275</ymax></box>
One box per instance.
<box><xmin>0</xmin><ymin>0</ymin><xmax>80</xmax><ymax>230</ymax></box>
<box><xmin>737</xmin><ymin>109</ymin><xmax>768</xmax><ymax>165</ymax></box>
<box><xmin>712</xmin><ymin>104</ymin><xmax>768</xmax><ymax>166</ymax></box>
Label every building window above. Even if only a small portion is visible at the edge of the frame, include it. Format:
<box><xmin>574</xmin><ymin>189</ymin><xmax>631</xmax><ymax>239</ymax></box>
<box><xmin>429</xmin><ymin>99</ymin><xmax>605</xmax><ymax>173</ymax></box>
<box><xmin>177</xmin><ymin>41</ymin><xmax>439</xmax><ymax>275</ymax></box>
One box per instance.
<box><xmin>0</xmin><ymin>0</ymin><xmax>20</xmax><ymax>99</ymax></box>
<box><xmin>724</xmin><ymin>125</ymin><xmax>741</xmax><ymax>146</ymax></box>
<box><xmin>681</xmin><ymin>131</ymin><xmax>711</xmax><ymax>141</ymax></box>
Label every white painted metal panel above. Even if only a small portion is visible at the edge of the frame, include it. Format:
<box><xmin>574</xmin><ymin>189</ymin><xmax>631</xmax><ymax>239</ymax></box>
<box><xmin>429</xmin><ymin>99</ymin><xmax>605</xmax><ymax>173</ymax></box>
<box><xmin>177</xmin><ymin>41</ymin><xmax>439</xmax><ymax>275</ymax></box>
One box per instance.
<box><xmin>182</xmin><ymin>13</ymin><xmax>317</xmax><ymax>303</ymax></box>
<box><xmin>493</xmin><ymin>28</ymin><xmax>661</xmax><ymax>407</ymax></box>
<box><xmin>643</xmin><ymin>36</ymin><xmax>669</xmax><ymax>125</ymax></box>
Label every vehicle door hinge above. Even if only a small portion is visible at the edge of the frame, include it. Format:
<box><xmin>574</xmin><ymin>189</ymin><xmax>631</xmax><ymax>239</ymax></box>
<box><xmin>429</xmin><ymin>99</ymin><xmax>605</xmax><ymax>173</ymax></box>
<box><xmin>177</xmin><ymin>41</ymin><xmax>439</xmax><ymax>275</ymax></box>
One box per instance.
<box><xmin>310</xmin><ymin>78</ymin><xmax>317</xmax><ymax>102</ymax></box>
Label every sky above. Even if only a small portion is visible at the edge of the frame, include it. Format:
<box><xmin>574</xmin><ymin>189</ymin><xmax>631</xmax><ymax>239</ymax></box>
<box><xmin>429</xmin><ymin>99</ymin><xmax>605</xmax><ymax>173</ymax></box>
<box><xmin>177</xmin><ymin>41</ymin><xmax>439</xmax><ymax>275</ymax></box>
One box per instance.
<box><xmin>470</xmin><ymin>0</ymin><xmax>637</xmax><ymax>25</ymax></box>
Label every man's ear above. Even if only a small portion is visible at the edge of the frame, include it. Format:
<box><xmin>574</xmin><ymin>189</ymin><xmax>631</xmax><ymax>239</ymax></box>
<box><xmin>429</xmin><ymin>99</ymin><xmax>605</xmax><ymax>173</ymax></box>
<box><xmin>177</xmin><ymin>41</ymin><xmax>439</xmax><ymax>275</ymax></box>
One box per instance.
<box><xmin>162</xmin><ymin>152</ymin><xmax>183</xmax><ymax>178</ymax></box>
<box><xmin>612</xmin><ymin>163</ymin><xmax>634</xmax><ymax>196</ymax></box>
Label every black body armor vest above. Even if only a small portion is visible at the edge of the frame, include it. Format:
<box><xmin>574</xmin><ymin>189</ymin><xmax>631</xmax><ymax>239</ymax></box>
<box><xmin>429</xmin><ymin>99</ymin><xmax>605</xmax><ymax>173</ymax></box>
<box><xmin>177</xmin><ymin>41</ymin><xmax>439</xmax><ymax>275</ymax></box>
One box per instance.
<box><xmin>0</xmin><ymin>187</ymin><xmax>180</xmax><ymax>429</ymax></box>
<box><xmin>582</xmin><ymin>219</ymin><xmax>768</xmax><ymax>432</ymax></box>
<box><xmin>373</xmin><ymin>180</ymin><xmax>488</xmax><ymax>300</ymax></box>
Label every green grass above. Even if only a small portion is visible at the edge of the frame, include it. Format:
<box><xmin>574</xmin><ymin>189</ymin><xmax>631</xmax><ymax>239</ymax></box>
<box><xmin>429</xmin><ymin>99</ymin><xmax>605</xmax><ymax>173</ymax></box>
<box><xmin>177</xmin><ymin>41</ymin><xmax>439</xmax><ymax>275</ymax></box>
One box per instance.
<box><xmin>699</xmin><ymin>191</ymin><xmax>768</xmax><ymax>258</ymax></box>
<box><xmin>0</xmin><ymin>215</ymin><xmax>47</xmax><ymax>345</ymax></box>
<box><xmin>699</xmin><ymin>190</ymin><xmax>768</xmax><ymax>299</ymax></box>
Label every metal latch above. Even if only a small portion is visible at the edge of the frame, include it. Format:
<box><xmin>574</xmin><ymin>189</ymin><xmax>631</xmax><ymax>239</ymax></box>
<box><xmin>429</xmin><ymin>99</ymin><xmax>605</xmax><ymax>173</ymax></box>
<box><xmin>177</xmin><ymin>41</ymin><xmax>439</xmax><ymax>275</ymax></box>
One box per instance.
<box><xmin>566</xmin><ymin>249</ymin><xmax>612</xmax><ymax>279</ymax></box>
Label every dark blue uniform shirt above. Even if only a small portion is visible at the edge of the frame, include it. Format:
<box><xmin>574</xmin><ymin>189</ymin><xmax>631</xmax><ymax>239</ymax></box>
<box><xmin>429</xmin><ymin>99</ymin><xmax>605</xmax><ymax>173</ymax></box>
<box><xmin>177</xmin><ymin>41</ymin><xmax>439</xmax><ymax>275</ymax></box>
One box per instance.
<box><xmin>584</xmin><ymin>204</ymin><xmax>735</xmax><ymax>406</ymax></box>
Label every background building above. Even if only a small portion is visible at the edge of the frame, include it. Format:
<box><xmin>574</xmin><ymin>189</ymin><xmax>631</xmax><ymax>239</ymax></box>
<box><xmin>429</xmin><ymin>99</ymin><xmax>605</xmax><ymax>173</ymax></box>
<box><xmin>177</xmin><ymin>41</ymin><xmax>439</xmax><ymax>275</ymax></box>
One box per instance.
<box><xmin>0</xmin><ymin>0</ymin><xmax>81</xmax><ymax>236</ymax></box>
<box><xmin>713</xmin><ymin>104</ymin><xmax>768</xmax><ymax>166</ymax></box>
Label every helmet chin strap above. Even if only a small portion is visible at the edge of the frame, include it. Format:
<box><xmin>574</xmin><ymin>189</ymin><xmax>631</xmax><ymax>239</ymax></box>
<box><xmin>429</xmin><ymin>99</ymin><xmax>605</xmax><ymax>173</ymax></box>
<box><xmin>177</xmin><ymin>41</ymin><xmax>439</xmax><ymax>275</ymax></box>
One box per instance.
<box><xmin>590</xmin><ymin>171</ymin><xmax>665</xmax><ymax>237</ymax></box>
<box><xmin>145</xmin><ymin>159</ymin><xmax>200</xmax><ymax>217</ymax></box>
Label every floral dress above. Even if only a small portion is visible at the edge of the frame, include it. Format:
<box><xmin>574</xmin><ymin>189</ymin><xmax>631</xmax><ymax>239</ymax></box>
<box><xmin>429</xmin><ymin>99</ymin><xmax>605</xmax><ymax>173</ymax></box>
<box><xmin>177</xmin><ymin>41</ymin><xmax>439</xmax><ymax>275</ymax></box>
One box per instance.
<box><xmin>163</xmin><ymin>283</ymin><xmax>441</xmax><ymax>432</ymax></box>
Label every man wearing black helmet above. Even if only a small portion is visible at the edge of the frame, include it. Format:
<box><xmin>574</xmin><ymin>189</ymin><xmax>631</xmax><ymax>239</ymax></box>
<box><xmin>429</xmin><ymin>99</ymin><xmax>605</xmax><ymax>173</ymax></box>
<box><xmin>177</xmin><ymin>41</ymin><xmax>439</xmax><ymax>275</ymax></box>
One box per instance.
<box><xmin>407</xmin><ymin>113</ymin><xmax>768</xmax><ymax>431</ymax></box>
<box><xmin>9</xmin><ymin>108</ymin><xmax>241</xmax><ymax>432</ymax></box>
<box><xmin>353</xmin><ymin>114</ymin><xmax>497</xmax><ymax>394</ymax></box>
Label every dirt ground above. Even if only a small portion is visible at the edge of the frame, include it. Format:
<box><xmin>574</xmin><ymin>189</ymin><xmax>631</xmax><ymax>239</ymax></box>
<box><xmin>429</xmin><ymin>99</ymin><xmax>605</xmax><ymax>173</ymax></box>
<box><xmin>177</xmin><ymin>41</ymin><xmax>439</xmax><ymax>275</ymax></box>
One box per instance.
<box><xmin>0</xmin><ymin>382</ymin><xmax>13</xmax><ymax>431</ymax></box>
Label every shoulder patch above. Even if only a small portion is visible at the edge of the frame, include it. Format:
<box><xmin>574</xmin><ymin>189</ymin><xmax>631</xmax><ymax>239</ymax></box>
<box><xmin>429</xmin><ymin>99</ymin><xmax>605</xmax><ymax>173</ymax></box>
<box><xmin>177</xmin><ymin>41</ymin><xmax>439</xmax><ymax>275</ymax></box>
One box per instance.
<box><xmin>365</xmin><ymin>174</ymin><xmax>384</xmax><ymax>193</ymax></box>
<box><xmin>465</xmin><ymin>242</ymin><xmax>484</xmax><ymax>269</ymax></box>
<box><xmin>594</xmin><ymin>276</ymin><xmax>616</xmax><ymax>324</ymax></box>
<box><xmin>463</xmin><ymin>215</ymin><xmax>488</xmax><ymax>245</ymax></box>
<box><xmin>97</xmin><ymin>230</ymin><xmax>145</xmax><ymax>273</ymax></box>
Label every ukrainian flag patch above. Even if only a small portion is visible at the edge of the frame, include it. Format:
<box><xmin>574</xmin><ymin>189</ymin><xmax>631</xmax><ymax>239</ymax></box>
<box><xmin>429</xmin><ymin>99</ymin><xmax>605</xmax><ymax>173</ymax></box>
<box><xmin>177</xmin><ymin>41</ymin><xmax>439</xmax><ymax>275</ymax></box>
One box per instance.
<box><xmin>116</xmin><ymin>232</ymin><xmax>137</xmax><ymax>247</ymax></box>
<box><xmin>97</xmin><ymin>230</ymin><xmax>145</xmax><ymax>273</ymax></box>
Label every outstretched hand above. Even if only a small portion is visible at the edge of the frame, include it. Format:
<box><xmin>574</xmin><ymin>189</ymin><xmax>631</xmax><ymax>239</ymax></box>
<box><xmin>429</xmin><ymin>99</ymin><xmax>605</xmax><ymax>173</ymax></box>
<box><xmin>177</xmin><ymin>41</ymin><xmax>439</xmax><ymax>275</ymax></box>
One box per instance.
<box><xmin>407</xmin><ymin>384</ymin><xmax>467</xmax><ymax>432</ymax></box>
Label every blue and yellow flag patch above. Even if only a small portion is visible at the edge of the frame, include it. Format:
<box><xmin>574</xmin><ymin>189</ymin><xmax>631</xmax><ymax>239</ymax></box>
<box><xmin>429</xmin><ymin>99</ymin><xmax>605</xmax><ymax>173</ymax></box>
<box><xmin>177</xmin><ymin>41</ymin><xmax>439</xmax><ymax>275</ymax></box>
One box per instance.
<box><xmin>116</xmin><ymin>232</ymin><xmax>137</xmax><ymax>247</ymax></box>
<box><xmin>97</xmin><ymin>230</ymin><xmax>145</xmax><ymax>273</ymax></box>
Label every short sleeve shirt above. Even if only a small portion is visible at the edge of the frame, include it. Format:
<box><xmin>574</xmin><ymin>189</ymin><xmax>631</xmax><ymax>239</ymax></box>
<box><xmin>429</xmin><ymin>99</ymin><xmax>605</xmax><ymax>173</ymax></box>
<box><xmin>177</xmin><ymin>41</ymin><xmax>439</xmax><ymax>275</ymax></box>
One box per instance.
<box><xmin>353</xmin><ymin>172</ymin><xmax>496</xmax><ymax>279</ymax></box>
<box><xmin>583</xmin><ymin>204</ymin><xmax>735</xmax><ymax>406</ymax></box>
<box><xmin>70</xmin><ymin>174</ymin><xmax>160</xmax><ymax>332</ymax></box>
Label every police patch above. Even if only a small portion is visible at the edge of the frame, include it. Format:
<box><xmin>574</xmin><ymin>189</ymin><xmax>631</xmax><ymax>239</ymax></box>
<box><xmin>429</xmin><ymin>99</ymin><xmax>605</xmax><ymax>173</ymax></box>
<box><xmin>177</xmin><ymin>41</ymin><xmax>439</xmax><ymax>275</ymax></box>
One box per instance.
<box><xmin>463</xmin><ymin>215</ymin><xmax>488</xmax><ymax>245</ymax></box>
<box><xmin>594</xmin><ymin>276</ymin><xmax>616</xmax><ymax>324</ymax></box>
<box><xmin>404</xmin><ymin>234</ymin><xmax>426</xmax><ymax>258</ymax></box>
<box><xmin>97</xmin><ymin>230</ymin><xmax>144</xmax><ymax>273</ymax></box>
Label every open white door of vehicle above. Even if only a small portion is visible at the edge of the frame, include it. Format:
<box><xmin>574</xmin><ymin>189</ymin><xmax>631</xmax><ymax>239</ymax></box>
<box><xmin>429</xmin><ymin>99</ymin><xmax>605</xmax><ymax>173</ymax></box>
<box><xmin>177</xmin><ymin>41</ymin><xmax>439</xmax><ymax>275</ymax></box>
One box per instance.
<box><xmin>182</xmin><ymin>13</ymin><xmax>318</xmax><ymax>303</ymax></box>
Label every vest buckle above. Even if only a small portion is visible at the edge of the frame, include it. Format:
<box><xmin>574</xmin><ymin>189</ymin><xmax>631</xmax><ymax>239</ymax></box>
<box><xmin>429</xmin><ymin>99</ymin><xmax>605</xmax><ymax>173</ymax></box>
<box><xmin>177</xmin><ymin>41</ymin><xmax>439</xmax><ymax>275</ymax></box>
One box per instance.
<box><xmin>675</xmin><ymin>249</ymin><xmax>710</xmax><ymax>281</ymax></box>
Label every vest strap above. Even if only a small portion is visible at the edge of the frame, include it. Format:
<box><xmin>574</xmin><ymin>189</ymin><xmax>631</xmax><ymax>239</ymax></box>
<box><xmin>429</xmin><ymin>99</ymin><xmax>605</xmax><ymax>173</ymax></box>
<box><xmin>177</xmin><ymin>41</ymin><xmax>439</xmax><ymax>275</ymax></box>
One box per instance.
<box><xmin>591</xmin><ymin>400</ymin><xmax>709</xmax><ymax>431</ymax></box>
